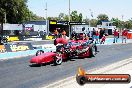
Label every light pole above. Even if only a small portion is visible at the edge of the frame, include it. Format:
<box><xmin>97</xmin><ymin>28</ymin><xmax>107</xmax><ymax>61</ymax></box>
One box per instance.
<box><xmin>45</xmin><ymin>2</ymin><xmax>48</xmax><ymax>35</ymax></box>
<box><xmin>122</xmin><ymin>15</ymin><xmax>124</xmax><ymax>30</ymax></box>
<box><xmin>45</xmin><ymin>2</ymin><xmax>47</xmax><ymax>21</ymax></box>
<box><xmin>89</xmin><ymin>9</ymin><xmax>93</xmax><ymax>29</ymax></box>
<box><xmin>4</xmin><ymin>3</ymin><xmax>7</xmax><ymax>24</ymax></box>
<box><xmin>68</xmin><ymin>0</ymin><xmax>71</xmax><ymax>37</ymax></box>
<box><xmin>69</xmin><ymin>0</ymin><xmax>71</xmax><ymax>22</ymax></box>
<box><xmin>122</xmin><ymin>15</ymin><xmax>124</xmax><ymax>21</ymax></box>
<box><xmin>4</xmin><ymin>12</ymin><xmax>7</xmax><ymax>23</ymax></box>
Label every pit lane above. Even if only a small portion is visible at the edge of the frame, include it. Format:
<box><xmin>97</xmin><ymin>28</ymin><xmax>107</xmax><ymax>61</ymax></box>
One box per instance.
<box><xmin>0</xmin><ymin>43</ymin><xmax>132</xmax><ymax>88</ymax></box>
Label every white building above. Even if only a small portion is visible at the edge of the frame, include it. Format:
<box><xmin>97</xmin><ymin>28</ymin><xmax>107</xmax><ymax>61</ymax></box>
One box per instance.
<box><xmin>97</xmin><ymin>21</ymin><xmax>116</xmax><ymax>35</ymax></box>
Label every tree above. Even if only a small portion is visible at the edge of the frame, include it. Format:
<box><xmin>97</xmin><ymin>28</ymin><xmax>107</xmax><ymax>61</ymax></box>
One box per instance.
<box><xmin>90</xmin><ymin>19</ymin><xmax>98</xmax><ymax>27</ymax></box>
<box><xmin>83</xmin><ymin>18</ymin><xmax>90</xmax><ymax>24</ymax></box>
<box><xmin>97</xmin><ymin>14</ymin><xmax>109</xmax><ymax>25</ymax></box>
<box><xmin>111</xmin><ymin>18</ymin><xmax>121</xmax><ymax>28</ymax></box>
<box><xmin>0</xmin><ymin>0</ymin><xmax>44</xmax><ymax>24</ymax></box>
<box><xmin>78</xmin><ymin>13</ymin><xmax>83</xmax><ymax>22</ymax></box>
<box><xmin>0</xmin><ymin>8</ymin><xmax>5</xmax><ymax>23</ymax></box>
<box><xmin>70</xmin><ymin>10</ymin><xmax>83</xmax><ymax>22</ymax></box>
<box><xmin>58</xmin><ymin>13</ymin><xmax>65</xmax><ymax>21</ymax></box>
<box><xmin>124</xmin><ymin>19</ymin><xmax>132</xmax><ymax>29</ymax></box>
<box><xmin>63</xmin><ymin>15</ymin><xmax>69</xmax><ymax>21</ymax></box>
<box><xmin>83</xmin><ymin>18</ymin><xmax>97</xmax><ymax>27</ymax></box>
<box><xmin>0</xmin><ymin>0</ymin><xmax>29</xmax><ymax>23</ymax></box>
<box><xmin>29</xmin><ymin>11</ymin><xmax>45</xmax><ymax>21</ymax></box>
<box><xmin>58</xmin><ymin>13</ymin><xmax>70</xmax><ymax>21</ymax></box>
<box><xmin>71</xmin><ymin>11</ymin><xmax>78</xmax><ymax>21</ymax></box>
<box><xmin>47</xmin><ymin>17</ymin><xmax>52</xmax><ymax>20</ymax></box>
<box><xmin>47</xmin><ymin>17</ymin><xmax>59</xmax><ymax>20</ymax></box>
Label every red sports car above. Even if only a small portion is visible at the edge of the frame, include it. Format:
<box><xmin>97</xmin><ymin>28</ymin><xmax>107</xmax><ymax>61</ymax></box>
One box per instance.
<box><xmin>30</xmin><ymin>38</ymin><xmax>96</xmax><ymax>65</ymax></box>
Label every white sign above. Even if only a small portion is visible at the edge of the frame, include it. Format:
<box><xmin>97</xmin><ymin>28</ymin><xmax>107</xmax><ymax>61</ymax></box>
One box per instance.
<box><xmin>71</xmin><ymin>25</ymin><xmax>94</xmax><ymax>33</ymax></box>
<box><xmin>34</xmin><ymin>25</ymin><xmax>47</xmax><ymax>32</ymax></box>
<box><xmin>3</xmin><ymin>24</ymin><xmax>22</xmax><ymax>30</ymax></box>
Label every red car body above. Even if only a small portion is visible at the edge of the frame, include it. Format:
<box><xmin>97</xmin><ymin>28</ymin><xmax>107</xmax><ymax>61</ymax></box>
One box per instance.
<box><xmin>30</xmin><ymin>52</ymin><xmax>56</xmax><ymax>64</ymax></box>
<box><xmin>54</xmin><ymin>38</ymin><xmax>68</xmax><ymax>45</ymax></box>
<box><xmin>70</xmin><ymin>40</ymin><xmax>87</xmax><ymax>43</ymax></box>
<box><xmin>30</xmin><ymin>38</ymin><xmax>96</xmax><ymax>65</ymax></box>
<box><xmin>66</xmin><ymin>42</ymin><xmax>91</xmax><ymax>58</ymax></box>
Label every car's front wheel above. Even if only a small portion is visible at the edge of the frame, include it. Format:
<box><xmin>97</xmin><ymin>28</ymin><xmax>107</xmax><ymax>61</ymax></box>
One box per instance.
<box><xmin>54</xmin><ymin>53</ymin><xmax>63</xmax><ymax>65</ymax></box>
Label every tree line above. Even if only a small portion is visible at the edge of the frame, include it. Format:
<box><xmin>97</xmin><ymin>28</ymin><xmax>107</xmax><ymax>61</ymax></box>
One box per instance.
<box><xmin>0</xmin><ymin>0</ymin><xmax>132</xmax><ymax>29</ymax></box>
<box><xmin>55</xmin><ymin>12</ymin><xmax>132</xmax><ymax>29</ymax></box>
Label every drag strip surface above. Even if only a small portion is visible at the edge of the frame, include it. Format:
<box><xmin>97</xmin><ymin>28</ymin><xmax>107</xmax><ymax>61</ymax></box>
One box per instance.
<box><xmin>0</xmin><ymin>44</ymin><xmax>132</xmax><ymax>88</ymax></box>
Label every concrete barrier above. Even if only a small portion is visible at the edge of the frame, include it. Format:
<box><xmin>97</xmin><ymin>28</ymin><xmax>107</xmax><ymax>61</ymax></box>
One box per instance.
<box><xmin>0</xmin><ymin>48</ymin><xmax>56</xmax><ymax>61</ymax></box>
<box><xmin>0</xmin><ymin>41</ymin><xmax>55</xmax><ymax>60</ymax></box>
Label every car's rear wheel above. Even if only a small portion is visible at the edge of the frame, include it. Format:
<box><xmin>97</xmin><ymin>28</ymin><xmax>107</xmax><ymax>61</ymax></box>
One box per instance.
<box><xmin>36</xmin><ymin>50</ymin><xmax>44</xmax><ymax>56</ymax></box>
<box><xmin>54</xmin><ymin>53</ymin><xmax>63</xmax><ymax>65</ymax></box>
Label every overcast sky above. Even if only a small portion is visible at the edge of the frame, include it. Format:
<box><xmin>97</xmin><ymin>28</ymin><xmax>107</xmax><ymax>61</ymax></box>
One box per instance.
<box><xmin>27</xmin><ymin>0</ymin><xmax>132</xmax><ymax>21</ymax></box>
